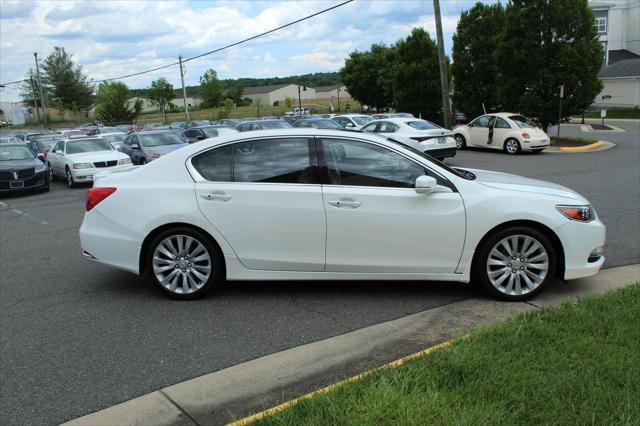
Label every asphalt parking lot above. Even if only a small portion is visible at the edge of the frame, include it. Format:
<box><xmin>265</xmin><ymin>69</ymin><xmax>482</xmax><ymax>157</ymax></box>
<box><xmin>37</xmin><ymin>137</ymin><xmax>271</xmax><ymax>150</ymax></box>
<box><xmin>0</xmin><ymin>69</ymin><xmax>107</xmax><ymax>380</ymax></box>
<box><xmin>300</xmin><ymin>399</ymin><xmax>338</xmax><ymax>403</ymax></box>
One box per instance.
<box><xmin>1</xmin><ymin>121</ymin><xmax>638</xmax><ymax>425</ymax></box>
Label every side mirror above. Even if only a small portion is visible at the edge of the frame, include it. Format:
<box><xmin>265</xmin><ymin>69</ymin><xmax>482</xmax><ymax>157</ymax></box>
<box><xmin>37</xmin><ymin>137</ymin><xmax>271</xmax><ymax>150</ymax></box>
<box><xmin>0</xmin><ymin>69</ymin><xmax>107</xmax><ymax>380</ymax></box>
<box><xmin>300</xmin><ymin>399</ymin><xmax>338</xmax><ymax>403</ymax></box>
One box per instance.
<box><xmin>196</xmin><ymin>135</ymin><xmax>205</xmax><ymax>141</ymax></box>
<box><xmin>37</xmin><ymin>153</ymin><xmax>45</xmax><ymax>162</ymax></box>
<box><xmin>415</xmin><ymin>175</ymin><xmax>437</xmax><ymax>194</ymax></box>
<box><xmin>131</xmin><ymin>143</ymin><xmax>140</xmax><ymax>149</ymax></box>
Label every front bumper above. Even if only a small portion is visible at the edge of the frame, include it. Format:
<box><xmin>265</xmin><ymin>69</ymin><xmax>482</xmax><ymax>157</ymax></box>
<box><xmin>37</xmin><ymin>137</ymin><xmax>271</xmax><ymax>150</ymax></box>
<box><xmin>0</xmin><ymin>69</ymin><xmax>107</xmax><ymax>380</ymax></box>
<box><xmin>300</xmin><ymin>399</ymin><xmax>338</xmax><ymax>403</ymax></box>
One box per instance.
<box><xmin>425</xmin><ymin>146</ymin><xmax>457</xmax><ymax>159</ymax></box>
<box><xmin>71</xmin><ymin>165</ymin><xmax>127</xmax><ymax>182</ymax></box>
<box><xmin>555</xmin><ymin>218</ymin><xmax>606</xmax><ymax>280</ymax></box>
<box><xmin>0</xmin><ymin>171</ymin><xmax>47</xmax><ymax>192</ymax></box>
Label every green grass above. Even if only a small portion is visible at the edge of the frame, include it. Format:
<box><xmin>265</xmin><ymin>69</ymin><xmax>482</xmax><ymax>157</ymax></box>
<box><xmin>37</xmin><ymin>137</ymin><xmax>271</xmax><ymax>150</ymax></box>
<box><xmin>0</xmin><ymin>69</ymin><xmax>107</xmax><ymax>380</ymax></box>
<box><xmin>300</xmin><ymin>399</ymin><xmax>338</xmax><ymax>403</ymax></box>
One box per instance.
<box><xmin>580</xmin><ymin>109</ymin><xmax>640</xmax><ymax>119</ymax></box>
<box><xmin>252</xmin><ymin>284</ymin><xmax>640</xmax><ymax>426</ymax></box>
<box><xmin>550</xmin><ymin>136</ymin><xmax>599</xmax><ymax>146</ymax></box>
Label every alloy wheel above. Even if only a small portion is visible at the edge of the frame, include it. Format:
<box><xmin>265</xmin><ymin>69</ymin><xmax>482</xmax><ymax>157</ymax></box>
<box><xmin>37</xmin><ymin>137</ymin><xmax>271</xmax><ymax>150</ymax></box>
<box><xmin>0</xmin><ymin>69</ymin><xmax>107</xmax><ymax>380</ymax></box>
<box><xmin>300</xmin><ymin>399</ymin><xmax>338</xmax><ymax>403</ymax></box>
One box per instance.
<box><xmin>506</xmin><ymin>139</ymin><xmax>520</xmax><ymax>154</ymax></box>
<box><xmin>455</xmin><ymin>135</ymin><xmax>465</xmax><ymax>149</ymax></box>
<box><xmin>66</xmin><ymin>169</ymin><xmax>74</xmax><ymax>187</ymax></box>
<box><xmin>485</xmin><ymin>234</ymin><xmax>549</xmax><ymax>296</ymax></box>
<box><xmin>152</xmin><ymin>234</ymin><xmax>212</xmax><ymax>295</ymax></box>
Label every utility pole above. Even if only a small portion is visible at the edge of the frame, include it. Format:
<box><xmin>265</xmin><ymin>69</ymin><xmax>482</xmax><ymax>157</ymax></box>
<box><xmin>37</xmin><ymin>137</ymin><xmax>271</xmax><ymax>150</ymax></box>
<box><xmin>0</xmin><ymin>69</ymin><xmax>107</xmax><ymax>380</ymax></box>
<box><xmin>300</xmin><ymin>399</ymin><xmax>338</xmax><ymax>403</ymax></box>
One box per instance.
<box><xmin>298</xmin><ymin>85</ymin><xmax>303</xmax><ymax>116</ymax></box>
<box><xmin>33</xmin><ymin>52</ymin><xmax>47</xmax><ymax>125</ymax></box>
<box><xmin>556</xmin><ymin>84</ymin><xmax>564</xmax><ymax>145</ymax></box>
<box><xmin>433</xmin><ymin>0</ymin><xmax>451</xmax><ymax>129</ymax></box>
<box><xmin>337</xmin><ymin>87</ymin><xmax>341</xmax><ymax>113</ymax></box>
<box><xmin>178</xmin><ymin>55</ymin><xmax>190</xmax><ymax>121</ymax></box>
<box><xmin>29</xmin><ymin>76</ymin><xmax>41</xmax><ymax>122</ymax></box>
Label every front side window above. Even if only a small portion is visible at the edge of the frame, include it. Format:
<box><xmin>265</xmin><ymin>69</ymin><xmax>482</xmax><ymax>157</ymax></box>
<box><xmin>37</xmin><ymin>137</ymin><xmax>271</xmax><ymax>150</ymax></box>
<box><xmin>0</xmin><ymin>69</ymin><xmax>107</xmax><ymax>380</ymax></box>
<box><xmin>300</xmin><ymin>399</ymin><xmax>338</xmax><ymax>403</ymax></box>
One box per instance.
<box><xmin>471</xmin><ymin>115</ymin><xmax>491</xmax><ymax>128</ymax></box>
<box><xmin>52</xmin><ymin>141</ymin><xmax>64</xmax><ymax>152</ymax></box>
<box><xmin>321</xmin><ymin>138</ymin><xmax>425</xmax><ymax>188</ymax></box>
<box><xmin>360</xmin><ymin>123</ymin><xmax>378</xmax><ymax>133</ymax></box>
<box><xmin>377</xmin><ymin>122</ymin><xmax>399</xmax><ymax>133</ymax></box>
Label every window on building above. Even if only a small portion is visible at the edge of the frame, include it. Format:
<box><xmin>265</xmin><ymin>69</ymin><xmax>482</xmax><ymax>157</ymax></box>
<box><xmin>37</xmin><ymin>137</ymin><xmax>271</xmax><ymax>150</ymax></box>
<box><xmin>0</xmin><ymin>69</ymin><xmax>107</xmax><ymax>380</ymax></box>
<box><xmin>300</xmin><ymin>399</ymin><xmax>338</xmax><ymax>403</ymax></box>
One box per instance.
<box><xmin>595</xmin><ymin>17</ymin><xmax>607</xmax><ymax>33</ymax></box>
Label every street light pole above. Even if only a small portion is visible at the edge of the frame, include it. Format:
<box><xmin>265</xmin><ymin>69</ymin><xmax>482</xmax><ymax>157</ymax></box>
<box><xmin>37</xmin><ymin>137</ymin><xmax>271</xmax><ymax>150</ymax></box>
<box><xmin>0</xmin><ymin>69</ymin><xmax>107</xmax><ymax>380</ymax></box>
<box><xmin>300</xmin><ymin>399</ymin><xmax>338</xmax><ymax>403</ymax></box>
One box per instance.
<box><xmin>298</xmin><ymin>85</ymin><xmax>302</xmax><ymax>116</ymax></box>
<box><xmin>556</xmin><ymin>84</ymin><xmax>564</xmax><ymax>145</ymax></box>
<box><xmin>33</xmin><ymin>52</ymin><xmax>47</xmax><ymax>125</ymax></box>
<box><xmin>337</xmin><ymin>87</ymin><xmax>341</xmax><ymax>113</ymax></box>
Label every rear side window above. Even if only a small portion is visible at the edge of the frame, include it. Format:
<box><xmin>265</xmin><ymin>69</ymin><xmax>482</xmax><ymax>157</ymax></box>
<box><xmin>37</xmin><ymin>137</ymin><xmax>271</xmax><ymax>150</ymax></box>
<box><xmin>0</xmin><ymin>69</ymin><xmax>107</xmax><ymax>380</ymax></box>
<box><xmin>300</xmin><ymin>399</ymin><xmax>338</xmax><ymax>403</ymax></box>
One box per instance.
<box><xmin>192</xmin><ymin>138</ymin><xmax>311</xmax><ymax>184</ymax></box>
<box><xmin>192</xmin><ymin>145</ymin><xmax>232</xmax><ymax>181</ymax></box>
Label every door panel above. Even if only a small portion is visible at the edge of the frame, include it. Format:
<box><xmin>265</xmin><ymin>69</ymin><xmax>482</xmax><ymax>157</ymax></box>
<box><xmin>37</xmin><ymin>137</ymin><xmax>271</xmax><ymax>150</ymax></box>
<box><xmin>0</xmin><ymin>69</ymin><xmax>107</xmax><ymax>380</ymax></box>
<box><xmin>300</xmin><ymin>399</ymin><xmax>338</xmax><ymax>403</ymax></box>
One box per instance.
<box><xmin>319</xmin><ymin>138</ymin><xmax>466</xmax><ymax>273</ymax></box>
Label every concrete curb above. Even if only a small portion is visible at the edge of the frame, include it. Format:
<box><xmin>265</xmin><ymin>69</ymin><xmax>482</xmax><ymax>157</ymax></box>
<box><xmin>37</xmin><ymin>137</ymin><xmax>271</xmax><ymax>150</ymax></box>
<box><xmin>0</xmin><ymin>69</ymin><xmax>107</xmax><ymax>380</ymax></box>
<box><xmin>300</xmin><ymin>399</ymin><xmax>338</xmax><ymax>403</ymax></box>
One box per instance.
<box><xmin>545</xmin><ymin>140</ymin><xmax>615</xmax><ymax>154</ymax></box>
<box><xmin>61</xmin><ymin>264</ymin><xmax>640</xmax><ymax>426</ymax></box>
<box><xmin>580</xmin><ymin>124</ymin><xmax>626</xmax><ymax>133</ymax></box>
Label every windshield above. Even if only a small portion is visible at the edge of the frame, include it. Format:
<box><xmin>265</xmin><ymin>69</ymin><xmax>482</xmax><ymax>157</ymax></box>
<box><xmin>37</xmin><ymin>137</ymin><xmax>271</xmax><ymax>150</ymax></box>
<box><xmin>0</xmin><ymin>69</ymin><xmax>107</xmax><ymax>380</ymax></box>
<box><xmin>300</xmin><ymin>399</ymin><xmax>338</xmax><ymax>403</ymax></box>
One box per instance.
<box><xmin>140</xmin><ymin>133</ymin><xmax>185</xmax><ymax>147</ymax></box>
<box><xmin>102</xmin><ymin>134</ymin><xmax>126</xmax><ymax>143</ymax></box>
<box><xmin>390</xmin><ymin>139</ymin><xmax>475</xmax><ymax>180</ymax></box>
<box><xmin>0</xmin><ymin>145</ymin><xmax>35</xmax><ymax>161</ymax></box>
<box><xmin>353</xmin><ymin>116</ymin><xmax>374</xmax><ymax>126</ymax></box>
<box><xmin>260</xmin><ymin>121</ymin><xmax>292</xmax><ymax>129</ymax></box>
<box><xmin>67</xmin><ymin>139</ymin><xmax>114</xmax><ymax>154</ymax></box>
<box><xmin>407</xmin><ymin>120</ymin><xmax>439</xmax><ymax>130</ymax></box>
<box><xmin>509</xmin><ymin>115</ymin><xmax>536</xmax><ymax>129</ymax></box>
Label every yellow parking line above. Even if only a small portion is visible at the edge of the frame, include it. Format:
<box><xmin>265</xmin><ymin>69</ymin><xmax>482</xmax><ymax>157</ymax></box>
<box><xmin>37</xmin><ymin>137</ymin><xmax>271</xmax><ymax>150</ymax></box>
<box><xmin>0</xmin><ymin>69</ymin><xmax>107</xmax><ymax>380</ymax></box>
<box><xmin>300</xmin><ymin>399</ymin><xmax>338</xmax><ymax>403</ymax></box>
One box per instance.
<box><xmin>227</xmin><ymin>338</ymin><xmax>461</xmax><ymax>426</ymax></box>
<box><xmin>559</xmin><ymin>140</ymin><xmax>604</xmax><ymax>152</ymax></box>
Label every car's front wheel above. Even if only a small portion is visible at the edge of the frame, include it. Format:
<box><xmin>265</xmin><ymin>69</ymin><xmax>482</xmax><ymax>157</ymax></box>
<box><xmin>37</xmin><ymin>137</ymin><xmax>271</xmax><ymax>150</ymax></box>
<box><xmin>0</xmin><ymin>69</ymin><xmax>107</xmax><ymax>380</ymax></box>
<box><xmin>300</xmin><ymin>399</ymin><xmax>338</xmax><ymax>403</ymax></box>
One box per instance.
<box><xmin>454</xmin><ymin>134</ymin><xmax>466</xmax><ymax>150</ymax></box>
<box><xmin>146</xmin><ymin>228</ymin><xmax>224</xmax><ymax>300</ymax></box>
<box><xmin>474</xmin><ymin>226</ymin><xmax>556</xmax><ymax>301</ymax></box>
<box><xmin>65</xmin><ymin>167</ymin><xmax>75</xmax><ymax>188</ymax></box>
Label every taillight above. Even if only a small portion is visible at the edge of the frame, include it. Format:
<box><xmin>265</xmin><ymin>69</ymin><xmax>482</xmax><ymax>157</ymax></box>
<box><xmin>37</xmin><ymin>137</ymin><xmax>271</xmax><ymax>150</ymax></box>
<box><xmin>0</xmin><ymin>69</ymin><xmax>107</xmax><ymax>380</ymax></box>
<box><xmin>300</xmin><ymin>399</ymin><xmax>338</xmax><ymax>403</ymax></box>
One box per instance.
<box><xmin>410</xmin><ymin>136</ymin><xmax>430</xmax><ymax>142</ymax></box>
<box><xmin>86</xmin><ymin>187</ymin><xmax>117</xmax><ymax>211</ymax></box>
<box><xmin>43</xmin><ymin>150</ymin><xmax>48</xmax><ymax>157</ymax></box>
<box><xmin>522</xmin><ymin>132</ymin><xmax>530</xmax><ymax>139</ymax></box>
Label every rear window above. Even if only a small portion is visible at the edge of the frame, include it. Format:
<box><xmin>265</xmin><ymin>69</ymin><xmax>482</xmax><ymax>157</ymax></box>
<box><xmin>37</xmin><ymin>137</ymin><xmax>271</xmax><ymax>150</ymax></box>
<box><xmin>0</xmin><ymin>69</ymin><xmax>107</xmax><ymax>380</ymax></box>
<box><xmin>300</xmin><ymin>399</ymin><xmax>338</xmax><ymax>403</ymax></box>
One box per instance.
<box><xmin>509</xmin><ymin>115</ymin><xmax>536</xmax><ymax>129</ymax></box>
<box><xmin>260</xmin><ymin>121</ymin><xmax>292</xmax><ymax>129</ymax></box>
<box><xmin>407</xmin><ymin>120</ymin><xmax>439</xmax><ymax>130</ymax></box>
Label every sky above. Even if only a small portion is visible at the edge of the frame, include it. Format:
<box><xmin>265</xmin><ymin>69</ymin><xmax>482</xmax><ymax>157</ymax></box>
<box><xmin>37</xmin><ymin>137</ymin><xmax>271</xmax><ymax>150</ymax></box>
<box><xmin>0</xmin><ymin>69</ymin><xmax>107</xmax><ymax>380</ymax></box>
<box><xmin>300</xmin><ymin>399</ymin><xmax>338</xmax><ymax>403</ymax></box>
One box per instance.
<box><xmin>0</xmin><ymin>0</ymin><xmax>492</xmax><ymax>102</ymax></box>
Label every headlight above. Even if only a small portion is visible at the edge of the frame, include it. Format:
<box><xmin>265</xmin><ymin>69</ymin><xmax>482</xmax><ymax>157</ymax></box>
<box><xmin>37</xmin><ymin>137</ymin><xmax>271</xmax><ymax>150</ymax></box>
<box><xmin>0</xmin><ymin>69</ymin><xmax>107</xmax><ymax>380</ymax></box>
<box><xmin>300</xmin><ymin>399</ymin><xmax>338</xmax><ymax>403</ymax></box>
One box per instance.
<box><xmin>35</xmin><ymin>164</ymin><xmax>46</xmax><ymax>173</ymax></box>
<box><xmin>556</xmin><ymin>205</ymin><xmax>596</xmax><ymax>222</ymax></box>
<box><xmin>73</xmin><ymin>163</ymin><xmax>93</xmax><ymax>169</ymax></box>
<box><xmin>147</xmin><ymin>153</ymin><xmax>161</xmax><ymax>160</ymax></box>
<box><xmin>118</xmin><ymin>158</ymin><xmax>132</xmax><ymax>165</ymax></box>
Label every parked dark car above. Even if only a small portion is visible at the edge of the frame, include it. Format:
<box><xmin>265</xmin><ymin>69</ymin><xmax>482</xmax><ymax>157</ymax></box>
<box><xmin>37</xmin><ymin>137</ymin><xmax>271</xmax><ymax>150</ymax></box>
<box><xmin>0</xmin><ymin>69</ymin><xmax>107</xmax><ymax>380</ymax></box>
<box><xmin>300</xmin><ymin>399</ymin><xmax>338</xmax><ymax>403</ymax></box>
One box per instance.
<box><xmin>170</xmin><ymin>120</ymin><xmax>210</xmax><ymax>129</ymax></box>
<box><xmin>0</xmin><ymin>144</ymin><xmax>49</xmax><ymax>193</ymax></box>
<box><xmin>26</xmin><ymin>137</ymin><xmax>61</xmax><ymax>159</ymax></box>
<box><xmin>235</xmin><ymin>120</ymin><xmax>293</xmax><ymax>132</ymax></box>
<box><xmin>292</xmin><ymin>118</ymin><xmax>344</xmax><ymax>129</ymax></box>
<box><xmin>119</xmin><ymin>130</ymin><xmax>189</xmax><ymax>165</ymax></box>
<box><xmin>170</xmin><ymin>125</ymin><xmax>238</xmax><ymax>143</ymax></box>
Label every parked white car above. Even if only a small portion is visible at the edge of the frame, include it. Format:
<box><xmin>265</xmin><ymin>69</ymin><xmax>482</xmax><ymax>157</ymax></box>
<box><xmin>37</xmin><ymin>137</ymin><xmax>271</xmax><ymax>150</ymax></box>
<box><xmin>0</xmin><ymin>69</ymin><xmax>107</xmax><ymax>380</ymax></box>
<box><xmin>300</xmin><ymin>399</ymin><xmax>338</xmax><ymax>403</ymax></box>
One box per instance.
<box><xmin>453</xmin><ymin>113</ymin><xmax>550</xmax><ymax>154</ymax></box>
<box><xmin>360</xmin><ymin>118</ymin><xmax>457</xmax><ymax>160</ymax></box>
<box><xmin>100</xmin><ymin>132</ymin><xmax>128</xmax><ymax>150</ymax></box>
<box><xmin>333</xmin><ymin>114</ymin><xmax>374</xmax><ymax>130</ymax></box>
<box><xmin>47</xmin><ymin>137</ymin><xmax>132</xmax><ymax>187</ymax></box>
<box><xmin>80</xmin><ymin>129</ymin><xmax>605</xmax><ymax>302</ymax></box>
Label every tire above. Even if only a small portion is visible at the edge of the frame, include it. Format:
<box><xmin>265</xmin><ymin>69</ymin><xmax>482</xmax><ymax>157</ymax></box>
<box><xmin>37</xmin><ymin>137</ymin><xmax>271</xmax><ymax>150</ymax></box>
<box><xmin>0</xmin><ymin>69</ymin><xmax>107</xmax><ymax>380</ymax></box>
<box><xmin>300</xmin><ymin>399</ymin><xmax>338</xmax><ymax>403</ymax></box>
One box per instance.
<box><xmin>65</xmin><ymin>167</ymin><xmax>75</xmax><ymax>188</ymax></box>
<box><xmin>504</xmin><ymin>138</ymin><xmax>521</xmax><ymax>155</ymax></box>
<box><xmin>532</xmin><ymin>149</ymin><xmax>544</xmax><ymax>154</ymax></box>
<box><xmin>145</xmin><ymin>227</ymin><xmax>224</xmax><ymax>300</ymax></box>
<box><xmin>473</xmin><ymin>226</ymin><xmax>556</xmax><ymax>301</ymax></box>
<box><xmin>140</xmin><ymin>158</ymin><xmax>147</xmax><ymax>165</ymax></box>
<box><xmin>48</xmin><ymin>163</ymin><xmax>55</xmax><ymax>182</ymax></box>
<box><xmin>454</xmin><ymin>134</ymin><xmax>466</xmax><ymax>150</ymax></box>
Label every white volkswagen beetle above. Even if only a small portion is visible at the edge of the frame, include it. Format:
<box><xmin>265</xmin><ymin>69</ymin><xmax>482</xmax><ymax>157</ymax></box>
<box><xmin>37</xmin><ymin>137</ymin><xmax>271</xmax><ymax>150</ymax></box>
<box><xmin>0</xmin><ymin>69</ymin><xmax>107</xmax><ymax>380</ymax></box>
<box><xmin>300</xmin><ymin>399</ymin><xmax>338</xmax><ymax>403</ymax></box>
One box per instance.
<box><xmin>79</xmin><ymin>129</ymin><xmax>604</xmax><ymax>301</ymax></box>
<box><xmin>453</xmin><ymin>113</ymin><xmax>550</xmax><ymax>154</ymax></box>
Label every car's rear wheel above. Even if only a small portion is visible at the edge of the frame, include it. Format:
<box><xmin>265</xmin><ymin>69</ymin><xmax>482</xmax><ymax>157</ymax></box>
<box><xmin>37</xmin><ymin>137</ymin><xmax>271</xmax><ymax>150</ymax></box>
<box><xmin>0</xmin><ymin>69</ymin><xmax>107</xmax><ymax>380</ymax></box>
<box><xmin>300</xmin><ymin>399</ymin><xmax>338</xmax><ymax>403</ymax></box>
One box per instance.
<box><xmin>146</xmin><ymin>227</ymin><xmax>224</xmax><ymax>300</ymax></box>
<box><xmin>48</xmin><ymin>163</ymin><xmax>55</xmax><ymax>182</ymax></box>
<box><xmin>140</xmin><ymin>158</ymin><xmax>147</xmax><ymax>165</ymax></box>
<box><xmin>65</xmin><ymin>167</ymin><xmax>75</xmax><ymax>188</ymax></box>
<box><xmin>504</xmin><ymin>138</ymin><xmax>521</xmax><ymax>155</ymax></box>
<box><xmin>454</xmin><ymin>134</ymin><xmax>466</xmax><ymax>150</ymax></box>
<box><xmin>474</xmin><ymin>226</ymin><xmax>556</xmax><ymax>301</ymax></box>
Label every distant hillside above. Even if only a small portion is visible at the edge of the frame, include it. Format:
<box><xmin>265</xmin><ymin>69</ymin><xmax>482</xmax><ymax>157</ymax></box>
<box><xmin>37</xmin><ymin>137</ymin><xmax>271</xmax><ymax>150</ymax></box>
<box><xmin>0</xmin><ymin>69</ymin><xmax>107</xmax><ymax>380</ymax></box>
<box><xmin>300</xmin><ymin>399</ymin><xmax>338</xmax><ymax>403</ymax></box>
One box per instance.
<box><xmin>130</xmin><ymin>72</ymin><xmax>341</xmax><ymax>98</ymax></box>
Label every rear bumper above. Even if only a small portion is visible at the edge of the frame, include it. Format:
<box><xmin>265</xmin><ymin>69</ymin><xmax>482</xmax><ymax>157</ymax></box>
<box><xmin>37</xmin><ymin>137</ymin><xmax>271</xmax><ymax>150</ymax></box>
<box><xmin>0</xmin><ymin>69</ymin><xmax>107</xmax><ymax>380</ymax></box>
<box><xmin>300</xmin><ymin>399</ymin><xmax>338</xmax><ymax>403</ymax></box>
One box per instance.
<box><xmin>425</xmin><ymin>147</ymin><xmax>457</xmax><ymax>159</ymax></box>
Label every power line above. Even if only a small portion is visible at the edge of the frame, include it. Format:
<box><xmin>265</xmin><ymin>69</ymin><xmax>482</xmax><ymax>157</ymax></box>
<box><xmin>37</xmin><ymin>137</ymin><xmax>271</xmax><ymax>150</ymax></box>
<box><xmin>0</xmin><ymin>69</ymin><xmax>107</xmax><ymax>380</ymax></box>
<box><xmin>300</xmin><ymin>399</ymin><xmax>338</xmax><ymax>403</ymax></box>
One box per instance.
<box><xmin>0</xmin><ymin>0</ymin><xmax>354</xmax><ymax>88</ymax></box>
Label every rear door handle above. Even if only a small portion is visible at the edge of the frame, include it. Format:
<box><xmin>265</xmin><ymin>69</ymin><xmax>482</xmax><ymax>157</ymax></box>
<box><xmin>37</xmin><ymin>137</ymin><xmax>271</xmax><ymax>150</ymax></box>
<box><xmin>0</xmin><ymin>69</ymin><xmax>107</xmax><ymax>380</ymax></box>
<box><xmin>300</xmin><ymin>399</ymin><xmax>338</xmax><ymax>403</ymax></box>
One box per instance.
<box><xmin>200</xmin><ymin>192</ymin><xmax>232</xmax><ymax>202</ymax></box>
<box><xmin>328</xmin><ymin>200</ymin><xmax>361</xmax><ymax>209</ymax></box>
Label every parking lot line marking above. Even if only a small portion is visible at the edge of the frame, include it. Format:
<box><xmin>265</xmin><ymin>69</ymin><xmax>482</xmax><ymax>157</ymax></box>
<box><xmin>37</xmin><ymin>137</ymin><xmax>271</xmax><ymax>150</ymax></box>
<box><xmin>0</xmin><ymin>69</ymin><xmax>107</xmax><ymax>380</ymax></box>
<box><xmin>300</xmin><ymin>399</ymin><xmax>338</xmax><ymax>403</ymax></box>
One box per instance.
<box><xmin>227</xmin><ymin>338</ymin><xmax>461</xmax><ymax>426</ymax></box>
<box><xmin>0</xmin><ymin>201</ymin><xmax>7</xmax><ymax>208</ymax></box>
<box><xmin>7</xmin><ymin>208</ymin><xmax>48</xmax><ymax>225</ymax></box>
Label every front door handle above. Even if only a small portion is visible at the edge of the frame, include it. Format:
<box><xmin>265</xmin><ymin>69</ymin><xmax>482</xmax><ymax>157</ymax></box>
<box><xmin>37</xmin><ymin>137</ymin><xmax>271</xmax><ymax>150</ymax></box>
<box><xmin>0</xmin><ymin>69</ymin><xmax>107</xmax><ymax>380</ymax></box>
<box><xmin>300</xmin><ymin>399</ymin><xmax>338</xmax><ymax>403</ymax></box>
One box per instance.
<box><xmin>200</xmin><ymin>192</ymin><xmax>232</xmax><ymax>202</ymax></box>
<box><xmin>328</xmin><ymin>200</ymin><xmax>361</xmax><ymax>209</ymax></box>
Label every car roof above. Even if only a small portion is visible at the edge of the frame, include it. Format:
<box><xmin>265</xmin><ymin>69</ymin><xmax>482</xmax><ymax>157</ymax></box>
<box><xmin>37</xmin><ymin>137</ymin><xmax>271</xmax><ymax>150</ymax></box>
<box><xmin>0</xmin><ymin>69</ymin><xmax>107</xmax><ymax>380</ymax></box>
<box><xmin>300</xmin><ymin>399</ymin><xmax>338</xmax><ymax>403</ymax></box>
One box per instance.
<box><xmin>368</xmin><ymin>117</ymin><xmax>426</xmax><ymax>124</ymax></box>
<box><xmin>239</xmin><ymin>119</ymin><xmax>287</xmax><ymax>124</ymax></box>
<box><xmin>336</xmin><ymin>114</ymin><xmax>370</xmax><ymax>118</ymax></box>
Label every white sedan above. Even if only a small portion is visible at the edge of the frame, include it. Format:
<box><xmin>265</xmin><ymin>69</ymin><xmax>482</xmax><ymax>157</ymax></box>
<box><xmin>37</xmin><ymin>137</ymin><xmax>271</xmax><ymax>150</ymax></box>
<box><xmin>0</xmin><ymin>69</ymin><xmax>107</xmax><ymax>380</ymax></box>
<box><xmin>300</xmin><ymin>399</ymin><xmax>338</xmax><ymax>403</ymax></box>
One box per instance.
<box><xmin>333</xmin><ymin>114</ymin><xmax>375</xmax><ymax>130</ymax></box>
<box><xmin>79</xmin><ymin>129</ymin><xmax>605</xmax><ymax>301</ymax></box>
<box><xmin>47</xmin><ymin>137</ymin><xmax>132</xmax><ymax>187</ymax></box>
<box><xmin>453</xmin><ymin>113</ymin><xmax>550</xmax><ymax>154</ymax></box>
<box><xmin>360</xmin><ymin>118</ymin><xmax>457</xmax><ymax>160</ymax></box>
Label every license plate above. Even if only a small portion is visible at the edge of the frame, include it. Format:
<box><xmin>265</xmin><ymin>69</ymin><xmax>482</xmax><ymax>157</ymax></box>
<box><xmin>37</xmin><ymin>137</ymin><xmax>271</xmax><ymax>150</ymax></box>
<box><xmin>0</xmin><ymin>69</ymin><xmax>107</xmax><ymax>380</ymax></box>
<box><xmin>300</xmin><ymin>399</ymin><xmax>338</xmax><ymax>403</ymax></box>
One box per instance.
<box><xmin>10</xmin><ymin>181</ymin><xmax>24</xmax><ymax>189</ymax></box>
<box><xmin>438</xmin><ymin>137</ymin><xmax>447</xmax><ymax>144</ymax></box>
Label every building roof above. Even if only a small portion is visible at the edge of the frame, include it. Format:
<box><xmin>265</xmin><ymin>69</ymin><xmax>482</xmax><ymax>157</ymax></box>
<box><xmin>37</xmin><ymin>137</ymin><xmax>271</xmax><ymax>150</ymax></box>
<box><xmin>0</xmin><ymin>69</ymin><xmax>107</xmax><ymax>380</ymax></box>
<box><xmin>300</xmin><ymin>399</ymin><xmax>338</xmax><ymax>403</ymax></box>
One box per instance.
<box><xmin>598</xmin><ymin>58</ymin><xmax>640</xmax><ymax>78</ymax></box>
<box><xmin>315</xmin><ymin>84</ymin><xmax>344</xmax><ymax>92</ymax></box>
<box><xmin>243</xmin><ymin>83</ymin><xmax>292</xmax><ymax>95</ymax></box>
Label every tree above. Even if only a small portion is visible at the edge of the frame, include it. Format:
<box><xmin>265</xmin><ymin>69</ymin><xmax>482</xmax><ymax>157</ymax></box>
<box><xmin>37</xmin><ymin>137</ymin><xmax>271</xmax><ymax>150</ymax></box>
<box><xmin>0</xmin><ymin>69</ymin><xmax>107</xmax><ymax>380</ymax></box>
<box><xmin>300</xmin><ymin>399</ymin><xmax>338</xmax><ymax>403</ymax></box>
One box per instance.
<box><xmin>497</xmin><ymin>0</ymin><xmax>604</xmax><ymax>132</ymax></box>
<box><xmin>340</xmin><ymin>44</ymin><xmax>393</xmax><ymax>110</ymax></box>
<box><xmin>199</xmin><ymin>69</ymin><xmax>223</xmax><ymax>108</ymax></box>
<box><xmin>94</xmin><ymin>81</ymin><xmax>140</xmax><ymax>123</ymax></box>
<box><xmin>284</xmin><ymin>96</ymin><xmax>293</xmax><ymax>110</ymax></box>
<box><xmin>19</xmin><ymin>69</ymin><xmax>45</xmax><ymax>109</ymax></box>
<box><xmin>217</xmin><ymin>98</ymin><xmax>234</xmax><ymax>119</ymax></box>
<box><xmin>451</xmin><ymin>2</ymin><xmax>505</xmax><ymax>118</ymax></box>
<box><xmin>227</xmin><ymin>84</ymin><xmax>244</xmax><ymax>104</ymax></box>
<box><xmin>390</xmin><ymin>28</ymin><xmax>442</xmax><ymax>120</ymax></box>
<box><xmin>41</xmin><ymin>47</ymin><xmax>93</xmax><ymax>110</ymax></box>
<box><xmin>147</xmin><ymin>78</ymin><xmax>175</xmax><ymax>123</ymax></box>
